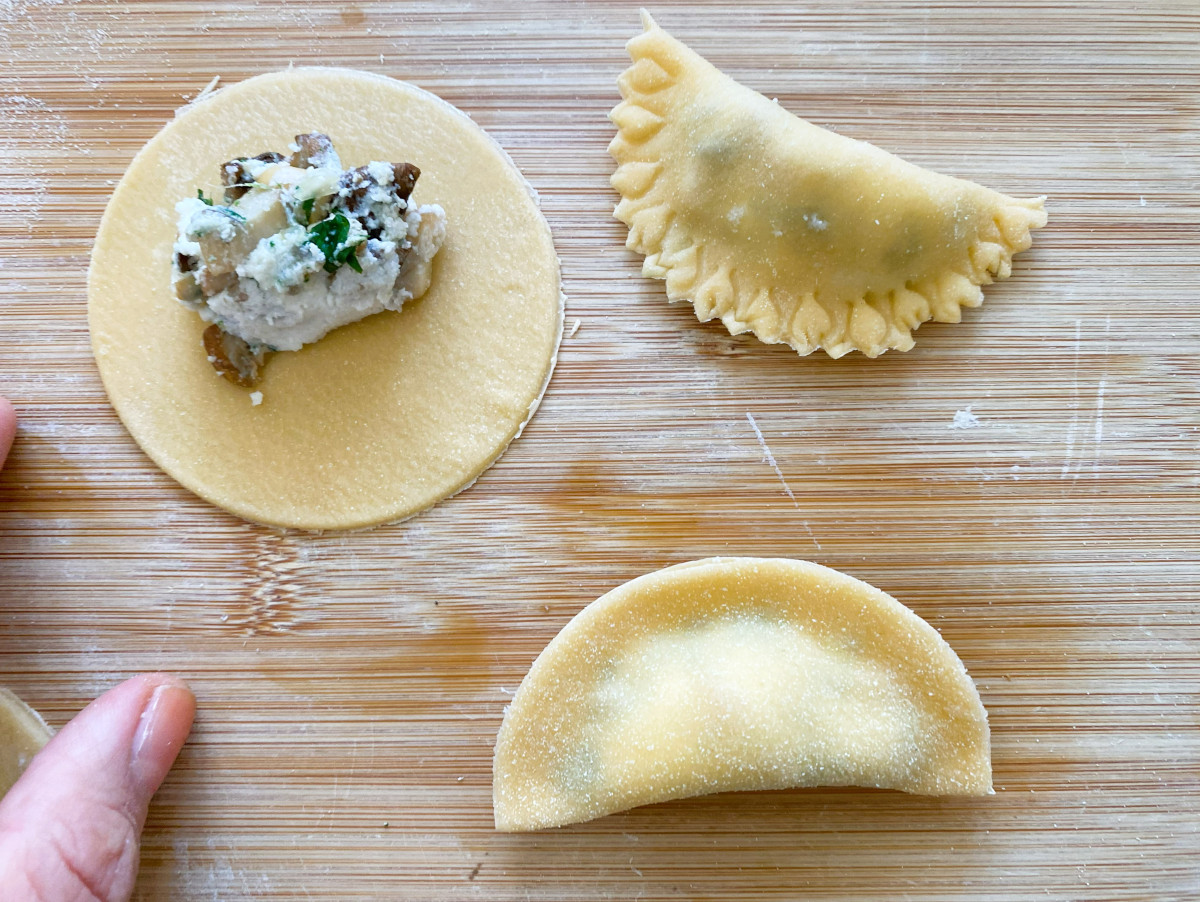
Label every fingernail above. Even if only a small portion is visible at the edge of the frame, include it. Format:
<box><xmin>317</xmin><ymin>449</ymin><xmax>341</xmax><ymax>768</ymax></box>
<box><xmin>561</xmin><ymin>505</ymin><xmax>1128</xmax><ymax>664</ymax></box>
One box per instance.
<box><xmin>130</xmin><ymin>678</ymin><xmax>194</xmax><ymax>793</ymax></box>
<box><xmin>131</xmin><ymin>685</ymin><xmax>172</xmax><ymax>766</ymax></box>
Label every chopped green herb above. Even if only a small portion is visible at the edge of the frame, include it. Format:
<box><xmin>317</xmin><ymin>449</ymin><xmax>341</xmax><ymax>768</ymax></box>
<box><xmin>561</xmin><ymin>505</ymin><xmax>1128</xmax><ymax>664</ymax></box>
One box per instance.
<box><xmin>300</xmin><ymin>197</ymin><xmax>315</xmax><ymax>223</ymax></box>
<box><xmin>336</xmin><ymin>242</ymin><xmax>363</xmax><ymax>270</ymax></box>
<box><xmin>307</xmin><ymin>214</ymin><xmax>349</xmax><ymax>272</ymax></box>
<box><xmin>306</xmin><ymin>213</ymin><xmax>363</xmax><ymax>274</ymax></box>
<box><xmin>197</xmin><ymin>188</ymin><xmax>214</xmax><ymax>205</ymax></box>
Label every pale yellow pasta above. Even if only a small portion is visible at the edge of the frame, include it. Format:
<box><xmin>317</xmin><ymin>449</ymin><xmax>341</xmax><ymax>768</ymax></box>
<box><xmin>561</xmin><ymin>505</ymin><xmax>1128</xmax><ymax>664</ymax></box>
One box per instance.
<box><xmin>609</xmin><ymin>12</ymin><xmax>1047</xmax><ymax>357</ymax></box>
<box><xmin>492</xmin><ymin>558</ymin><xmax>991</xmax><ymax>831</ymax></box>
<box><xmin>0</xmin><ymin>689</ymin><xmax>52</xmax><ymax>796</ymax></box>
<box><xmin>89</xmin><ymin>69</ymin><xmax>563</xmax><ymax>530</ymax></box>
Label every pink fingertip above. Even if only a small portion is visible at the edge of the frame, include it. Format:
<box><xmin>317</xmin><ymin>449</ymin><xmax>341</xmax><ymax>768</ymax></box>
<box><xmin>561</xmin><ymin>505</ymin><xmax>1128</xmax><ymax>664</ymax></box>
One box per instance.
<box><xmin>0</xmin><ymin>397</ymin><xmax>15</xmax><ymax>463</ymax></box>
<box><xmin>129</xmin><ymin>674</ymin><xmax>196</xmax><ymax>799</ymax></box>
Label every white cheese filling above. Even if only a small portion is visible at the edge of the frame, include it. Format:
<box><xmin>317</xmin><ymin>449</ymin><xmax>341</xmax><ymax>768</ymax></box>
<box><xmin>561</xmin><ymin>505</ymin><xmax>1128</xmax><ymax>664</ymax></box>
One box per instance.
<box><xmin>173</xmin><ymin>139</ymin><xmax>446</xmax><ymax>353</ymax></box>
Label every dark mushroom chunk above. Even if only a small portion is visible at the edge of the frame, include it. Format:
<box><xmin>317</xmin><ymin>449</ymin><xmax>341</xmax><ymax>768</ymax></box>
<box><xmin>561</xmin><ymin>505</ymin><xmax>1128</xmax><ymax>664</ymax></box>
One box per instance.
<box><xmin>391</xmin><ymin>162</ymin><xmax>420</xmax><ymax>202</ymax></box>
<box><xmin>336</xmin><ymin>165</ymin><xmax>374</xmax><ymax>217</ymax></box>
<box><xmin>197</xmin><ymin>269</ymin><xmax>238</xmax><ymax>297</ymax></box>
<box><xmin>290</xmin><ymin>133</ymin><xmax>337</xmax><ymax>169</ymax></box>
<box><xmin>174</xmin><ymin>272</ymin><xmax>201</xmax><ymax>303</ymax></box>
<box><xmin>173</xmin><ymin>251</ymin><xmax>202</xmax><ymax>302</ymax></box>
<box><xmin>221</xmin><ymin>166</ymin><xmax>252</xmax><ymax>202</ymax></box>
<box><xmin>220</xmin><ymin>152</ymin><xmax>285</xmax><ymax>203</ymax></box>
<box><xmin>335</xmin><ymin>162</ymin><xmax>422</xmax><ymax>236</ymax></box>
<box><xmin>203</xmin><ymin>324</ymin><xmax>269</xmax><ymax>388</ymax></box>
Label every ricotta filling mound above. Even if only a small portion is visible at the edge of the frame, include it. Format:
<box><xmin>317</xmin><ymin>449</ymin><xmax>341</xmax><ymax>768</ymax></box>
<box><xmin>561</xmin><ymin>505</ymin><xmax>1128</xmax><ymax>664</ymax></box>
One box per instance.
<box><xmin>172</xmin><ymin>133</ymin><xmax>446</xmax><ymax>386</ymax></box>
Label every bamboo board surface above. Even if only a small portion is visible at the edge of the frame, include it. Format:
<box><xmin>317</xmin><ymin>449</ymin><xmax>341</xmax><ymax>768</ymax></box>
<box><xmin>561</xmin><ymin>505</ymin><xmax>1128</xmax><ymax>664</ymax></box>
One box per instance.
<box><xmin>1</xmin><ymin>1</ymin><xmax>1198</xmax><ymax>898</ymax></box>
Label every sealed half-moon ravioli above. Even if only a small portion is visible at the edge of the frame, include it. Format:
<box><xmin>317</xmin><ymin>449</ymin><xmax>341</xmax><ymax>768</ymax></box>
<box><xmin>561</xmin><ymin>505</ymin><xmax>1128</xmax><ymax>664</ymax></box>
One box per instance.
<box><xmin>493</xmin><ymin>558</ymin><xmax>990</xmax><ymax>831</ymax></box>
<box><xmin>609</xmin><ymin>13</ymin><xmax>1047</xmax><ymax>358</ymax></box>
<box><xmin>0</xmin><ymin>688</ymin><xmax>52</xmax><ymax>796</ymax></box>
<box><xmin>90</xmin><ymin>68</ymin><xmax>563</xmax><ymax>530</ymax></box>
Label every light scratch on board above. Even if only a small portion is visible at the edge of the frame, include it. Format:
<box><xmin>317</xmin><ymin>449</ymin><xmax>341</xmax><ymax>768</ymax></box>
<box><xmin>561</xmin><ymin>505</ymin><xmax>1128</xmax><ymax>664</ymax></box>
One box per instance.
<box><xmin>1093</xmin><ymin>381</ymin><xmax>1107</xmax><ymax>453</ymax></box>
<box><xmin>745</xmin><ymin>412</ymin><xmax>822</xmax><ymax>550</ymax></box>
<box><xmin>746</xmin><ymin>412</ymin><xmax>796</xmax><ymax>506</ymax></box>
<box><xmin>1061</xmin><ymin>319</ymin><xmax>1082</xmax><ymax>478</ymax></box>
<box><xmin>1091</xmin><ymin>315</ymin><xmax>1111</xmax><ymax>476</ymax></box>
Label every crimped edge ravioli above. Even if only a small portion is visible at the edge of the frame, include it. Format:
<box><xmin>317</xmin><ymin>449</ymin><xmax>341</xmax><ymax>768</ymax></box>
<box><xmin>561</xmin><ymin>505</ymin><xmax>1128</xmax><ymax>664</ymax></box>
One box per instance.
<box><xmin>608</xmin><ymin>11</ymin><xmax>1046</xmax><ymax>357</ymax></box>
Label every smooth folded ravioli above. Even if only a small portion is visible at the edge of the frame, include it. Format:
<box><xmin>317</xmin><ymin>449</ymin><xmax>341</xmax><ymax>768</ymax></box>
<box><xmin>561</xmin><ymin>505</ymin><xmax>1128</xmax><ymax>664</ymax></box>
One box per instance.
<box><xmin>0</xmin><ymin>689</ymin><xmax>52</xmax><ymax>796</ymax></box>
<box><xmin>89</xmin><ymin>68</ymin><xmax>563</xmax><ymax>530</ymax></box>
<box><xmin>493</xmin><ymin>558</ymin><xmax>991</xmax><ymax>831</ymax></box>
<box><xmin>608</xmin><ymin>12</ymin><xmax>1047</xmax><ymax>358</ymax></box>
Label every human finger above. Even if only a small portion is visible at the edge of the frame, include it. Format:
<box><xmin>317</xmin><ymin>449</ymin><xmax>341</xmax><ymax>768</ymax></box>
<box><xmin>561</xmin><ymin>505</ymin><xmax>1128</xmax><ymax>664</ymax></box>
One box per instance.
<box><xmin>0</xmin><ymin>673</ymin><xmax>196</xmax><ymax>902</ymax></box>
<box><xmin>0</xmin><ymin>397</ymin><xmax>15</xmax><ymax>470</ymax></box>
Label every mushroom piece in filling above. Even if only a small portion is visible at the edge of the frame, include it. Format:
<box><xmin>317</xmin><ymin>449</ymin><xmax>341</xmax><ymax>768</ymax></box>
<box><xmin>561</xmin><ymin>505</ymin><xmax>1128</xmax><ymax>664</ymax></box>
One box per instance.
<box><xmin>172</xmin><ymin>133</ymin><xmax>447</xmax><ymax>387</ymax></box>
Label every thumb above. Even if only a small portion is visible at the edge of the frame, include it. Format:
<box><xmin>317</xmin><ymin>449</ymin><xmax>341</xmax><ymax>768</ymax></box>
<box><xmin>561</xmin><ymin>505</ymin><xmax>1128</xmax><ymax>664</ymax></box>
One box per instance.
<box><xmin>0</xmin><ymin>396</ymin><xmax>16</xmax><ymax>469</ymax></box>
<box><xmin>0</xmin><ymin>673</ymin><xmax>196</xmax><ymax>902</ymax></box>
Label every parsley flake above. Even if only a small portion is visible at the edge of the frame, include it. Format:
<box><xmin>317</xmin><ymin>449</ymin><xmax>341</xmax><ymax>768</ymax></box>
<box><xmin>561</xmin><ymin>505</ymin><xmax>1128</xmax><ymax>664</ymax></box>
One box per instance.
<box><xmin>306</xmin><ymin>214</ymin><xmax>364</xmax><ymax>274</ymax></box>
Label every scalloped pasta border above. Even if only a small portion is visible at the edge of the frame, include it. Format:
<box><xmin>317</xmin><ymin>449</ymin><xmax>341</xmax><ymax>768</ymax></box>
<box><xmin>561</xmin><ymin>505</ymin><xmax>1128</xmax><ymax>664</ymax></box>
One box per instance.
<box><xmin>608</xmin><ymin>14</ymin><xmax>1047</xmax><ymax>358</ymax></box>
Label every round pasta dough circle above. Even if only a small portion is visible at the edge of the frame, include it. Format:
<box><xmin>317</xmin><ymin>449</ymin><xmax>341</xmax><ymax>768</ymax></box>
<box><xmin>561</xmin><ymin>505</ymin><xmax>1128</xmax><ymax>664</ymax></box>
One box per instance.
<box><xmin>89</xmin><ymin>68</ymin><xmax>562</xmax><ymax>530</ymax></box>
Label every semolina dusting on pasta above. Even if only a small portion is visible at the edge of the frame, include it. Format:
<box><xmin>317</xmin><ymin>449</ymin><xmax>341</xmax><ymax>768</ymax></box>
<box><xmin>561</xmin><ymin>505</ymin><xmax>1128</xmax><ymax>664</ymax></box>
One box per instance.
<box><xmin>493</xmin><ymin>557</ymin><xmax>991</xmax><ymax>831</ymax></box>
<box><xmin>609</xmin><ymin>12</ymin><xmax>1046</xmax><ymax>358</ymax></box>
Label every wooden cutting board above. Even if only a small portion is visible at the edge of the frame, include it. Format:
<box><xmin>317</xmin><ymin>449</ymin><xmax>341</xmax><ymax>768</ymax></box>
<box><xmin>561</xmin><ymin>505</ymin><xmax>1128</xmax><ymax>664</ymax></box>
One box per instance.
<box><xmin>1</xmin><ymin>1</ymin><xmax>1197</xmax><ymax>899</ymax></box>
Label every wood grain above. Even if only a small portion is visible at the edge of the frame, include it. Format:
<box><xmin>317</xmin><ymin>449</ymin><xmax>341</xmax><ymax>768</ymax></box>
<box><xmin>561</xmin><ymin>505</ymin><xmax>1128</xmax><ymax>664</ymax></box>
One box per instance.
<box><xmin>1</xmin><ymin>1</ymin><xmax>1198</xmax><ymax>899</ymax></box>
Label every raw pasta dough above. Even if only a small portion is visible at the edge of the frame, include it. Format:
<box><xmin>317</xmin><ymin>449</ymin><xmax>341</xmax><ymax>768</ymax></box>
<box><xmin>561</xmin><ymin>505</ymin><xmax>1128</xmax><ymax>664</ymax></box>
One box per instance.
<box><xmin>0</xmin><ymin>689</ymin><xmax>52</xmax><ymax>796</ymax></box>
<box><xmin>609</xmin><ymin>12</ymin><xmax>1047</xmax><ymax>357</ymax></box>
<box><xmin>493</xmin><ymin>558</ymin><xmax>990</xmax><ymax>831</ymax></box>
<box><xmin>90</xmin><ymin>68</ymin><xmax>563</xmax><ymax>530</ymax></box>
